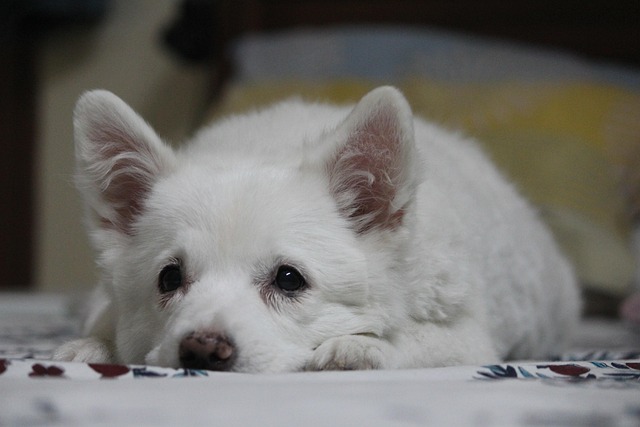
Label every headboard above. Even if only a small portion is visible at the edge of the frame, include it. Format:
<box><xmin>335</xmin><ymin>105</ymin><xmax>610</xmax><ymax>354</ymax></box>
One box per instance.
<box><xmin>164</xmin><ymin>0</ymin><xmax>640</xmax><ymax>94</ymax></box>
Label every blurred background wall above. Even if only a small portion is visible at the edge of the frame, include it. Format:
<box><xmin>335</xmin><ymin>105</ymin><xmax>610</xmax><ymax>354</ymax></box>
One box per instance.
<box><xmin>11</xmin><ymin>0</ymin><xmax>210</xmax><ymax>291</ymax></box>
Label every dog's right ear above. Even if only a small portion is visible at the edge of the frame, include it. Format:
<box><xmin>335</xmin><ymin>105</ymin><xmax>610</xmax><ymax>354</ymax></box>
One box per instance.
<box><xmin>320</xmin><ymin>86</ymin><xmax>419</xmax><ymax>234</ymax></box>
<box><xmin>74</xmin><ymin>90</ymin><xmax>176</xmax><ymax>235</ymax></box>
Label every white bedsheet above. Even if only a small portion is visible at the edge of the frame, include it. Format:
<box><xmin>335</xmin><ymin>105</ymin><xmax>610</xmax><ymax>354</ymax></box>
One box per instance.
<box><xmin>1</xmin><ymin>293</ymin><xmax>639</xmax><ymax>426</ymax></box>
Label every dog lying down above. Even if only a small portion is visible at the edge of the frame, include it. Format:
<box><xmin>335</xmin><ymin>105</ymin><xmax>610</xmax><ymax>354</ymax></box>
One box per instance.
<box><xmin>55</xmin><ymin>86</ymin><xmax>580</xmax><ymax>372</ymax></box>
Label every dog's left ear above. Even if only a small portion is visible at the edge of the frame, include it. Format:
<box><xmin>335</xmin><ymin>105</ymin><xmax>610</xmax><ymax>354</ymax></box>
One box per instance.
<box><xmin>74</xmin><ymin>90</ymin><xmax>176</xmax><ymax>236</ymax></box>
<box><xmin>325</xmin><ymin>86</ymin><xmax>419</xmax><ymax>234</ymax></box>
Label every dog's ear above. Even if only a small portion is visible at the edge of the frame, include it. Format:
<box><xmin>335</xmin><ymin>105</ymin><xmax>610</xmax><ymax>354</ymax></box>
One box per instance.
<box><xmin>325</xmin><ymin>86</ymin><xmax>419</xmax><ymax>234</ymax></box>
<box><xmin>74</xmin><ymin>90</ymin><xmax>175</xmax><ymax>235</ymax></box>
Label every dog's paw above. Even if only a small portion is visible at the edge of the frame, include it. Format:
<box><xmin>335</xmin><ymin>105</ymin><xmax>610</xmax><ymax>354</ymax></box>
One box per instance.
<box><xmin>306</xmin><ymin>335</ymin><xmax>391</xmax><ymax>371</ymax></box>
<box><xmin>53</xmin><ymin>337</ymin><xmax>114</xmax><ymax>363</ymax></box>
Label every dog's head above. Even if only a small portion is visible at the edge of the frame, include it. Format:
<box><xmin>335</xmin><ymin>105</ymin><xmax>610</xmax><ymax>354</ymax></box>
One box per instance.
<box><xmin>74</xmin><ymin>87</ymin><xmax>419</xmax><ymax>372</ymax></box>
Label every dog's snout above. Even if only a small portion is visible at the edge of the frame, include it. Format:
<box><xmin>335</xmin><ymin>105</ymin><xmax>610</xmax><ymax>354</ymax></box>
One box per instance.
<box><xmin>179</xmin><ymin>331</ymin><xmax>236</xmax><ymax>371</ymax></box>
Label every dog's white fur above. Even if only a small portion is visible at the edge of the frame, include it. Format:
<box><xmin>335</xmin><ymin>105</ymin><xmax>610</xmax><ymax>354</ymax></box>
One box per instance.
<box><xmin>55</xmin><ymin>87</ymin><xmax>580</xmax><ymax>371</ymax></box>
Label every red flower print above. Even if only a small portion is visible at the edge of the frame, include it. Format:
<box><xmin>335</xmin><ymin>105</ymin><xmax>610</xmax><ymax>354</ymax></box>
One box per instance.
<box><xmin>89</xmin><ymin>363</ymin><xmax>130</xmax><ymax>378</ymax></box>
<box><xmin>548</xmin><ymin>364</ymin><xmax>590</xmax><ymax>376</ymax></box>
<box><xmin>29</xmin><ymin>363</ymin><xmax>65</xmax><ymax>378</ymax></box>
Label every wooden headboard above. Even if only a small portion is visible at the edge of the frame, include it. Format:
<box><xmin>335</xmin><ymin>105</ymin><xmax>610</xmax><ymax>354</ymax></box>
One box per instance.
<box><xmin>163</xmin><ymin>0</ymin><xmax>639</xmax><ymax>97</ymax></box>
<box><xmin>210</xmin><ymin>0</ymin><xmax>638</xmax><ymax>65</ymax></box>
<box><xmin>213</xmin><ymin>1</ymin><xmax>638</xmax><ymax>62</ymax></box>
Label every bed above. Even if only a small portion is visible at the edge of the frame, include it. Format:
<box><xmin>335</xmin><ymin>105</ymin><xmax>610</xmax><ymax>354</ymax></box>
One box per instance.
<box><xmin>3</xmin><ymin>1</ymin><xmax>640</xmax><ymax>425</ymax></box>
<box><xmin>1</xmin><ymin>293</ymin><xmax>640</xmax><ymax>425</ymax></box>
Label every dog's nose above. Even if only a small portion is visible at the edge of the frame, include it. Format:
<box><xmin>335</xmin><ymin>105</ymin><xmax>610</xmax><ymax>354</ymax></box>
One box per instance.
<box><xmin>179</xmin><ymin>331</ymin><xmax>236</xmax><ymax>371</ymax></box>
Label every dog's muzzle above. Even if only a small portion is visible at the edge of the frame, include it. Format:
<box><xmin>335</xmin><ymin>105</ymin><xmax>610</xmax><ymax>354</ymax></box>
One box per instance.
<box><xmin>179</xmin><ymin>330</ymin><xmax>236</xmax><ymax>371</ymax></box>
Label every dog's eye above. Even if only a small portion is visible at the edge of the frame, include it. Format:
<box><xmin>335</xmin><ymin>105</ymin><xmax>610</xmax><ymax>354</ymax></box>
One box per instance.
<box><xmin>274</xmin><ymin>265</ymin><xmax>306</xmax><ymax>293</ymax></box>
<box><xmin>159</xmin><ymin>264</ymin><xmax>183</xmax><ymax>293</ymax></box>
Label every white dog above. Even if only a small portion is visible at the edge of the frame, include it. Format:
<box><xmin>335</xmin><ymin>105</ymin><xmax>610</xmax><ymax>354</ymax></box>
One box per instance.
<box><xmin>55</xmin><ymin>86</ymin><xmax>580</xmax><ymax>372</ymax></box>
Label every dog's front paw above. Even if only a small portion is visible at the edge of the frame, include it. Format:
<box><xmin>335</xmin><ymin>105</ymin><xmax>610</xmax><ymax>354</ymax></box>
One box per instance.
<box><xmin>53</xmin><ymin>337</ymin><xmax>114</xmax><ymax>363</ymax></box>
<box><xmin>306</xmin><ymin>335</ymin><xmax>391</xmax><ymax>371</ymax></box>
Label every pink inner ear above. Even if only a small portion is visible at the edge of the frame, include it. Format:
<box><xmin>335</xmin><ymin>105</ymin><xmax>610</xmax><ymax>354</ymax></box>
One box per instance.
<box><xmin>89</xmin><ymin>123</ymin><xmax>156</xmax><ymax>235</ymax></box>
<box><xmin>330</xmin><ymin>106</ymin><xmax>406</xmax><ymax>233</ymax></box>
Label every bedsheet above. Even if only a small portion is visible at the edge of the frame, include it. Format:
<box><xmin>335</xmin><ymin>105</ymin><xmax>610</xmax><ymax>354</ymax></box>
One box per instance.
<box><xmin>1</xmin><ymin>293</ymin><xmax>639</xmax><ymax>426</ymax></box>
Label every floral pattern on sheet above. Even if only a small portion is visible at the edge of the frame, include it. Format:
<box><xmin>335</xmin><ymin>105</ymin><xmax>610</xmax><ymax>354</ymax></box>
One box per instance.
<box><xmin>1</xmin><ymin>357</ymin><xmax>640</xmax><ymax>384</ymax></box>
<box><xmin>477</xmin><ymin>360</ymin><xmax>640</xmax><ymax>387</ymax></box>
<box><xmin>0</xmin><ymin>358</ymin><xmax>212</xmax><ymax>379</ymax></box>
